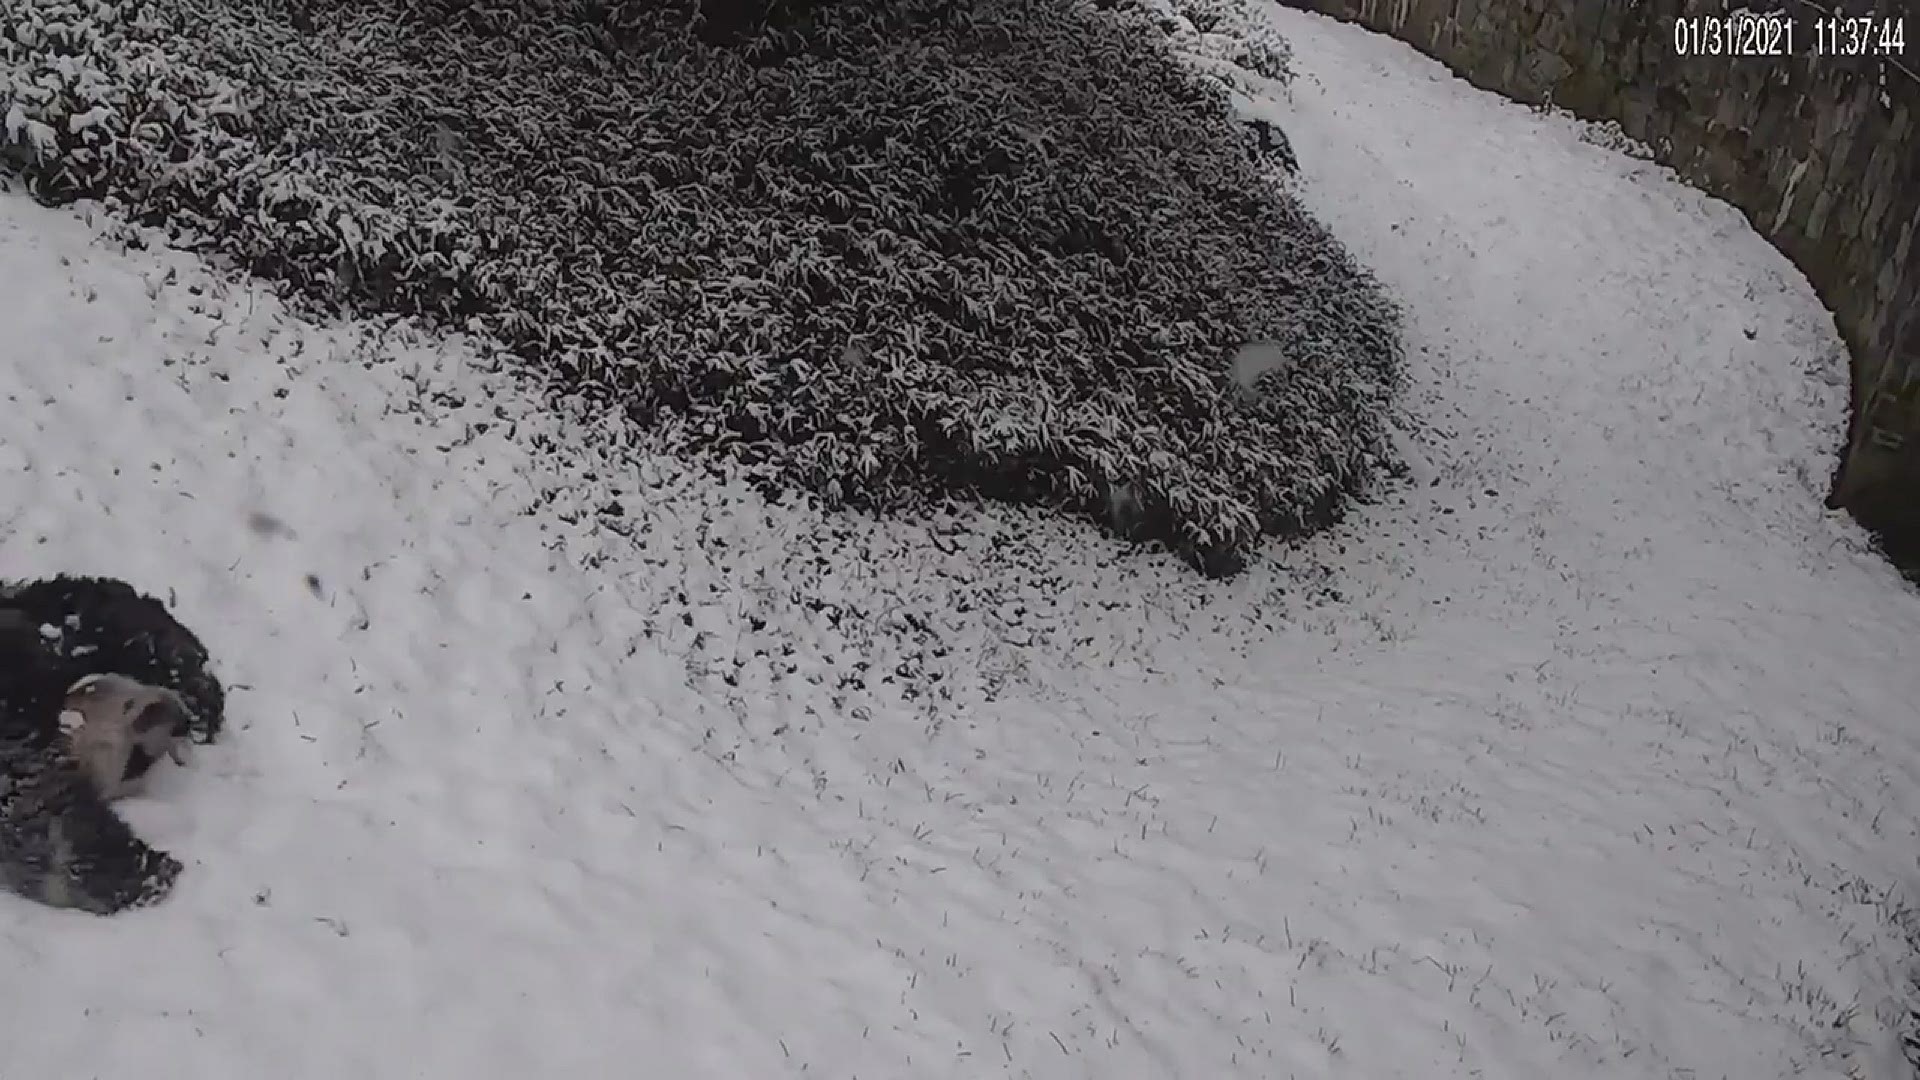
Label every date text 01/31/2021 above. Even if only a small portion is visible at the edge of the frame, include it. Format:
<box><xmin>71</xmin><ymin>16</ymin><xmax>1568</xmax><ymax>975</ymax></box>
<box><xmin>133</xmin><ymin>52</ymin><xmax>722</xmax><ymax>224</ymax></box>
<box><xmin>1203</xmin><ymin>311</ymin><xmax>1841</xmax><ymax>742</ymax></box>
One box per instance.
<box><xmin>1672</xmin><ymin>12</ymin><xmax>1907</xmax><ymax>57</ymax></box>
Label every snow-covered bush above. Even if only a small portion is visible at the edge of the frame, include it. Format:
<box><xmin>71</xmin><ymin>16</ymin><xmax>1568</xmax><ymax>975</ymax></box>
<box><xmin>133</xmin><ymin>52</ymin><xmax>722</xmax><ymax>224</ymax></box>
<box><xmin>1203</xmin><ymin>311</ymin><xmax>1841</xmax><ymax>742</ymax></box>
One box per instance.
<box><xmin>1168</xmin><ymin>0</ymin><xmax>1294</xmax><ymax>82</ymax></box>
<box><xmin>1106</xmin><ymin>0</ymin><xmax>1294</xmax><ymax>84</ymax></box>
<box><xmin>2</xmin><ymin>2</ymin><xmax>234</xmax><ymax>203</ymax></box>
<box><xmin>4</xmin><ymin>0</ymin><xmax>1401</xmax><ymax>577</ymax></box>
<box><xmin>1</xmin><ymin>1</ymin><xmax>497</xmax><ymax>321</ymax></box>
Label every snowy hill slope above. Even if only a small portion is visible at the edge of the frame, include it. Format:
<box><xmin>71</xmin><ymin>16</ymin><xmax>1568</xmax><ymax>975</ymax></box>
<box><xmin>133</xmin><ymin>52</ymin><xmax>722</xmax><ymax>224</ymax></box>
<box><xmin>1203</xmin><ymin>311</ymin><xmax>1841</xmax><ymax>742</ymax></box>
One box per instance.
<box><xmin>1</xmin><ymin>5</ymin><xmax>1918</xmax><ymax>1079</ymax></box>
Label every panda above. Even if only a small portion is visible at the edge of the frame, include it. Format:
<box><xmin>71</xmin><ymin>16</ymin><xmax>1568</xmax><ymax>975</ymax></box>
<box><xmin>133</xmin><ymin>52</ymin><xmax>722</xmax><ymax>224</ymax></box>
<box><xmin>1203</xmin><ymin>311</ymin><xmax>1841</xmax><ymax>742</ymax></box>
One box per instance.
<box><xmin>0</xmin><ymin>574</ymin><xmax>226</xmax><ymax>744</ymax></box>
<box><xmin>0</xmin><ymin>641</ymin><xmax>181</xmax><ymax>914</ymax></box>
<box><xmin>0</xmin><ymin>575</ymin><xmax>224</xmax><ymax>914</ymax></box>
<box><xmin>58</xmin><ymin>673</ymin><xmax>193</xmax><ymax>802</ymax></box>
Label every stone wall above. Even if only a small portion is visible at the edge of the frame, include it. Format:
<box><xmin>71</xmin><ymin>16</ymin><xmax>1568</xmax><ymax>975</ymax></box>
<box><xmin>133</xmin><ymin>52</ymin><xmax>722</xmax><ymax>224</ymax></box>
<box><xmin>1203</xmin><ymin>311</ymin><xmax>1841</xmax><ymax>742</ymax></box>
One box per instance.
<box><xmin>1282</xmin><ymin>0</ymin><xmax>1920</xmax><ymax>569</ymax></box>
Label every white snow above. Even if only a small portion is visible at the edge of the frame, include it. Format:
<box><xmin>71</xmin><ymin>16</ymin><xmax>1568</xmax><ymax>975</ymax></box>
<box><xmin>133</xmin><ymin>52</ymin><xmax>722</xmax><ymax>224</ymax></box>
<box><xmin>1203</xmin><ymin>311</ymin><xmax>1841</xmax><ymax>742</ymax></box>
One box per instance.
<box><xmin>2</xmin><ymin>5</ymin><xmax>1919</xmax><ymax>1078</ymax></box>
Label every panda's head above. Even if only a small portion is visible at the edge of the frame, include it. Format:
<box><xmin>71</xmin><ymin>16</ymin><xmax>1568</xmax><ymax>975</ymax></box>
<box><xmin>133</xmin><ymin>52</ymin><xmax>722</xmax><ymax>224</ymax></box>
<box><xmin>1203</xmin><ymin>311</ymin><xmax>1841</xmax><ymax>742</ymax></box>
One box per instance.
<box><xmin>61</xmin><ymin>673</ymin><xmax>192</xmax><ymax>798</ymax></box>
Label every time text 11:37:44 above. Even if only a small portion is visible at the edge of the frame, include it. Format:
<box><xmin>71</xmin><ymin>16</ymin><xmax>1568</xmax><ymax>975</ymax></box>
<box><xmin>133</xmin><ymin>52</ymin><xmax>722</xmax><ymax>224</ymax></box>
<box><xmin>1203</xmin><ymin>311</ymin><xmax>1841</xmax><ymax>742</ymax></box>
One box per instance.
<box><xmin>1672</xmin><ymin>12</ymin><xmax>1906</xmax><ymax>57</ymax></box>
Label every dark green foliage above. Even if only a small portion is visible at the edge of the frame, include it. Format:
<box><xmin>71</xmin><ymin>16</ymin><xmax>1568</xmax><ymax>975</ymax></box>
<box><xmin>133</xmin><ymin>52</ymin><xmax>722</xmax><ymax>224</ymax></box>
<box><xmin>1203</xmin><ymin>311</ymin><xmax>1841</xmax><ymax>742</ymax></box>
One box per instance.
<box><xmin>2</xmin><ymin>0</ymin><xmax>1401</xmax><ymax>576</ymax></box>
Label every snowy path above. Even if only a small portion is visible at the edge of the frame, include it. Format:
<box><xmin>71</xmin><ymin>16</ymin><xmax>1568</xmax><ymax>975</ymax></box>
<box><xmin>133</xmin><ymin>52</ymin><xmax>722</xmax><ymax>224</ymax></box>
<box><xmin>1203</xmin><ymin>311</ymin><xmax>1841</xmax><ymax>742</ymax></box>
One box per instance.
<box><xmin>1</xmin><ymin>6</ymin><xmax>1918</xmax><ymax>1079</ymax></box>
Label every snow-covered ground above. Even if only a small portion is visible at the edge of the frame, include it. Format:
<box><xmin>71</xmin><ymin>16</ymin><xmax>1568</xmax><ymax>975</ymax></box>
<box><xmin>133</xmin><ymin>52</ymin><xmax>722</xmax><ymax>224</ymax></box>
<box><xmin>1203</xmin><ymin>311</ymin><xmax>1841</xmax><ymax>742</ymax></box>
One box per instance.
<box><xmin>2</xmin><ymin>5</ymin><xmax>1918</xmax><ymax>1078</ymax></box>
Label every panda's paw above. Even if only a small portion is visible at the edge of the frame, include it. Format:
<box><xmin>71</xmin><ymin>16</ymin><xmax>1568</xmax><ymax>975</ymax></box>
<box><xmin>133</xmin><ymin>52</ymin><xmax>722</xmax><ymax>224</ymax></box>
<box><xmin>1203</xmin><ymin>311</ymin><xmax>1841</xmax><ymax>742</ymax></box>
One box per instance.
<box><xmin>54</xmin><ymin>840</ymin><xmax>182</xmax><ymax>915</ymax></box>
<box><xmin>25</xmin><ymin>788</ymin><xmax>185</xmax><ymax>915</ymax></box>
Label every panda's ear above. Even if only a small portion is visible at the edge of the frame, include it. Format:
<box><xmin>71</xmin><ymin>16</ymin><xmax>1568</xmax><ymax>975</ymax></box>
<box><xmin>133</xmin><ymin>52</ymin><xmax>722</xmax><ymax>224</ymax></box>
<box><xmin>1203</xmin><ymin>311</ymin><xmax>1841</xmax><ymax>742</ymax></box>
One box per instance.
<box><xmin>162</xmin><ymin>692</ymin><xmax>193</xmax><ymax>736</ymax></box>
<box><xmin>132</xmin><ymin>700</ymin><xmax>183</xmax><ymax>734</ymax></box>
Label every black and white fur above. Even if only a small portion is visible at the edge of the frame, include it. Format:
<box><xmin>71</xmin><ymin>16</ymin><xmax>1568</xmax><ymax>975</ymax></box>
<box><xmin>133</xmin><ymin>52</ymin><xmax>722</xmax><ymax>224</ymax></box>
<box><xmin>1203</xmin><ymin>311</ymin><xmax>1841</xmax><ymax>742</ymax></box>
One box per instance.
<box><xmin>59</xmin><ymin>673</ymin><xmax>192</xmax><ymax>802</ymax></box>
<box><xmin>0</xmin><ymin>646</ymin><xmax>181</xmax><ymax>913</ymax></box>
<box><xmin>0</xmin><ymin>575</ymin><xmax>221</xmax><ymax>914</ymax></box>
<box><xmin>0</xmin><ymin>575</ymin><xmax>226</xmax><ymax>744</ymax></box>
